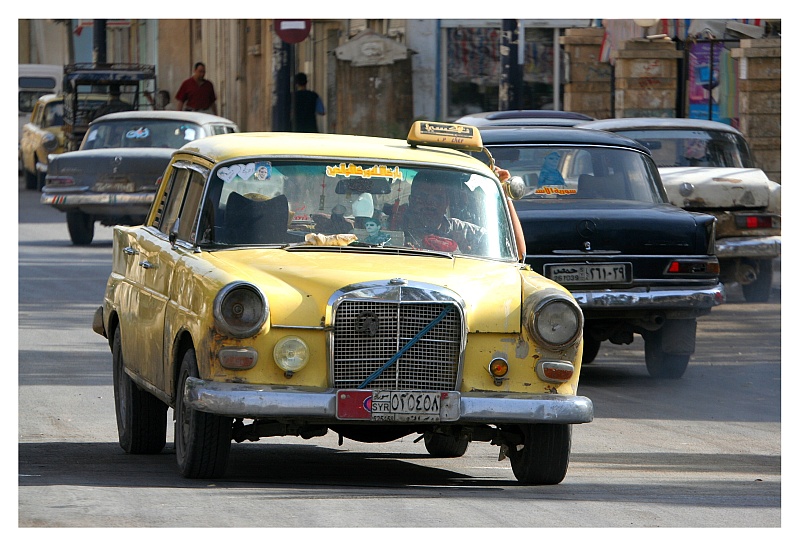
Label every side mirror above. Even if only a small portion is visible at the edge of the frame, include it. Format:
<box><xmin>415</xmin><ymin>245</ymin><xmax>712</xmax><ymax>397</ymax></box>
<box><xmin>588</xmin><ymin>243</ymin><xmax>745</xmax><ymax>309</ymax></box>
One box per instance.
<box><xmin>504</xmin><ymin>176</ymin><xmax>526</xmax><ymax>200</ymax></box>
<box><xmin>169</xmin><ymin>218</ymin><xmax>180</xmax><ymax>246</ymax></box>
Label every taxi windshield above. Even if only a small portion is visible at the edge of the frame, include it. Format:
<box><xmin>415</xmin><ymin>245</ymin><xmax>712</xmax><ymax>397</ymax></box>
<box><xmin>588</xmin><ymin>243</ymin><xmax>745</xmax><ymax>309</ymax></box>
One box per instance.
<box><xmin>198</xmin><ymin>160</ymin><xmax>516</xmax><ymax>260</ymax></box>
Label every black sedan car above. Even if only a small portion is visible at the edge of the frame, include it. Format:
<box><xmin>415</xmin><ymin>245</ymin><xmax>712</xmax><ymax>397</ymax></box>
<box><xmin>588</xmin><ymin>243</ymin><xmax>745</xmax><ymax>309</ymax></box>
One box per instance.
<box><xmin>477</xmin><ymin>126</ymin><xmax>725</xmax><ymax>378</ymax></box>
<box><xmin>41</xmin><ymin>110</ymin><xmax>239</xmax><ymax>245</ymax></box>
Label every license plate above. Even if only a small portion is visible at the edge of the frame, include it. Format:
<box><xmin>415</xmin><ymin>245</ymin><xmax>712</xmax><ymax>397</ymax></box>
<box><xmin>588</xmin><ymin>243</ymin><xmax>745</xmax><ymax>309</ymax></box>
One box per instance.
<box><xmin>545</xmin><ymin>262</ymin><xmax>631</xmax><ymax>284</ymax></box>
<box><xmin>336</xmin><ymin>390</ymin><xmax>459</xmax><ymax>422</ymax></box>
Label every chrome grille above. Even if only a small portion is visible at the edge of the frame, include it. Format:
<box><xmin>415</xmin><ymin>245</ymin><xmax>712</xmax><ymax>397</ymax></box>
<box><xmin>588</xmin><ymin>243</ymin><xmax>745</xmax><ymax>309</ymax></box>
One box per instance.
<box><xmin>332</xmin><ymin>300</ymin><xmax>462</xmax><ymax>390</ymax></box>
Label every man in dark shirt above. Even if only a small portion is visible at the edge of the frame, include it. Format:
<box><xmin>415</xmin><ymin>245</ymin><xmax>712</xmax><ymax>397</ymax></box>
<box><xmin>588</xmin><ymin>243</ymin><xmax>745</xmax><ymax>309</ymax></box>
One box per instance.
<box><xmin>176</xmin><ymin>62</ymin><xmax>217</xmax><ymax>114</ymax></box>
<box><xmin>293</xmin><ymin>72</ymin><xmax>325</xmax><ymax>132</ymax></box>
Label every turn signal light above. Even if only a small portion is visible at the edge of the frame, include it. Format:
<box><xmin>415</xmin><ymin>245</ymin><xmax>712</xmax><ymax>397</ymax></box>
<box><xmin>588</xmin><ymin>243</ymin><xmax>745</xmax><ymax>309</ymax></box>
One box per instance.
<box><xmin>536</xmin><ymin>360</ymin><xmax>574</xmax><ymax>383</ymax></box>
<box><xmin>219</xmin><ymin>346</ymin><xmax>258</xmax><ymax>370</ymax></box>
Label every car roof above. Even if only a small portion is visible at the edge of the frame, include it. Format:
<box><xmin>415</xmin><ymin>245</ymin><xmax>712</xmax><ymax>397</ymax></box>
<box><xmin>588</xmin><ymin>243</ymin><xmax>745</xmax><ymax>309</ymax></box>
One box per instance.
<box><xmin>176</xmin><ymin>131</ymin><xmax>494</xmax><ymax>172</ymax></box>
<box><xmin>476</xmin><ymin>125</ymin><xmax>653</xmax><ymax>154</ymax></box>
<box><xmin>36</xmin><ymin>93</ymin><xmax>61</xmax><ymax>104</ymax></box>
<box><xmin>579</xmin><ymin>117</ymin><xmax>743</xmax><ymax>135</ymax></box>
<box><xmin>91</xmin><ymin>110</ymin><xmax>238</xmax><ymax>125</ymax></box>
<box><xmin>456</xmin><ymin>110</ymin><xmax>595</xmax><ymax>127</ymax></box>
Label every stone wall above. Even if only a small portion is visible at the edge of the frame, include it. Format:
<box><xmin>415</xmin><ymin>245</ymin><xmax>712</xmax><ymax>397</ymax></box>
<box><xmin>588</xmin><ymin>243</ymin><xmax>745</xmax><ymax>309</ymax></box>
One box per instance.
<box><xmin>731</xmin><ymin>39</ymin><xmax>781</xmax><ymax>183</ymax></box>
<box><xmin>560</xmin><ymin>28</ymin><xmax>612</xmax><ymax>119</ymax></box>
<box><xmin>612</xmin><ymin>38</ymin><xmax>683</xmax><ymax>118</ymax></box>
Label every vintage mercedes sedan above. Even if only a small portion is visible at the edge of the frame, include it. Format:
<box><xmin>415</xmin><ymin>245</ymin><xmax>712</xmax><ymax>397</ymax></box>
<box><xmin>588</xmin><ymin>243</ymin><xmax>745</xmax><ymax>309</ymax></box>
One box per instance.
<box><xmin>41</xmin><ymin>110</ymin><xmax>239</xmax><ymax>245</ymax></box>
<box><xmin>92</xmin><ymin>121</ymin><xmax>593</xmax><ymax>484</ymax></box>
<box><xmin>476</xmin><ymin>126</ymin><xmax>725</xmax><ymax>379</ymax></box>
<box><xmin>580</xmin><ymin>117</ymin><xmax>780</xmax><ymax>302</ymax></box>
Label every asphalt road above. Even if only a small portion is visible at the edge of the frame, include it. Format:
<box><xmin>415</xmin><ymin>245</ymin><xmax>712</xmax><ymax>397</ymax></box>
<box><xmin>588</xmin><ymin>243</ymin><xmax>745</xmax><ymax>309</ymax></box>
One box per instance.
<box><xmin>16</xmin><ymin>179</ymin><xmax>784</xmax><ymax>533</ymax></box>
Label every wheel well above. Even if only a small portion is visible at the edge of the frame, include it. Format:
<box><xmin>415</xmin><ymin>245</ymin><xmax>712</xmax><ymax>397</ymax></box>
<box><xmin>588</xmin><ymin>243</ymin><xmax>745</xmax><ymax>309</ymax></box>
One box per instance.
<box><xmin>172</xmin><ymin>330</ymin><xmax>195</xmax><ymax>402</ymax></box>
<box><xmin>107</xmin><ymin>311</ymin><xmax>120</xmax><ymax>349</ymax></box>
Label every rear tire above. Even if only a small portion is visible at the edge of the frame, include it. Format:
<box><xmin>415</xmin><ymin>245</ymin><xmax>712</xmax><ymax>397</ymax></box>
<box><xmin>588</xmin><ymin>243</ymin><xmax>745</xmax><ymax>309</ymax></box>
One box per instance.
<box><xmin>175</xmin><ymin>348</ymin><xmax>232</xmax><ymax>479</ymax></box>
<box><xmin>508</xmin><ymin>424</ymin><xmax>571</xmax><ymax>485</ymax></box>
<box><xmin>66</xmin><ymin>211</ymin><xmax>94</xmax><ymax>245</ymax></box>
<box><xmin>643</xmin><ymin>323</ymin><xmax>692</xmax><ymax>379</ymax></box>
<box><xmin>742</xmin><ymin>259</ymin><xmax>773</xmax><ymax>303</ymax></box>
<box><xmin>112</xmin><ymin>324</ymin><xmax>168</xmax><ymax>454</ymax></box>
<box><xmin>424</xmin><ymin>432</ymin><xmax>469</xmax><ymax>458</ymax></box>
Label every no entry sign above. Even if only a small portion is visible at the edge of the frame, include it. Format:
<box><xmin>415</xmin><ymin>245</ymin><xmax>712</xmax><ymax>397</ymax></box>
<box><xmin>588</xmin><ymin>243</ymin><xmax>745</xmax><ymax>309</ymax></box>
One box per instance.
<box><xmin>275</xmin><ymin>20</ymin><xmax>312</xmax><ymax>44</ymax></box>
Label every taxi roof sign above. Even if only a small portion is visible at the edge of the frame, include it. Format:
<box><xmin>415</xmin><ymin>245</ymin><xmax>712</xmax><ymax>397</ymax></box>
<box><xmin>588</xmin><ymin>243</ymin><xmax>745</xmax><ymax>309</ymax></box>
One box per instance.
<box><xmin>407</xmin><ymin>121</ymin><xmax>484</xmax><ymax>153</ymax></box>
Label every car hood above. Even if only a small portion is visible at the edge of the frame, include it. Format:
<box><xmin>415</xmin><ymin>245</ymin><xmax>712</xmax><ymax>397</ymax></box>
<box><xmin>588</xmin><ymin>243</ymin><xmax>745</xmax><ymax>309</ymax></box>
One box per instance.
<box><xmin>513</xmin><ymin>199</ymin><xmax>709</xmax><ymax>256</ymax></box>
<box><xmin>659</xmin><ymin>167</ymin><xmax>780</xmax><ymax>212</ymax></box>
<box><xmin>205</xmin><ymin>250</ymin><xmax>563</xmax><ymax>333</ymax></box>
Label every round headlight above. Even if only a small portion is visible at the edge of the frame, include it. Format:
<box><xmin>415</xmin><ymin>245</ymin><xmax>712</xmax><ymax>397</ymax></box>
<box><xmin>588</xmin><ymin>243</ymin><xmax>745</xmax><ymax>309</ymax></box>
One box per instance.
<box><xmin>273</xmin><ymin>336</ymin><xmax>310</xmax><ymax>372</ymax></box>
<box><xmin>213</xmin><ymin>282</ymin><xmax>268</xmax><ymax>338</ymax></box>
<box><xmin>42</xmin><ymin>132</ymin><xmax>58</xmax><ymax>151</ymax></box>
<box><xmin>525</xmin><ymin>294</ymin><xmax>583</xmax><ymax>349</ymax></box>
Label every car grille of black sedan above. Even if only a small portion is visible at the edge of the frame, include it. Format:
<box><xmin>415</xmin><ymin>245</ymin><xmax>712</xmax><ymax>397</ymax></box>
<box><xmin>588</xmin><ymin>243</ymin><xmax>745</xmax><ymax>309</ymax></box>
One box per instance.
<box><xmin>332</xmin><ymin>301</ymin><xmax>462</xmax><ymax>391</ymax></box>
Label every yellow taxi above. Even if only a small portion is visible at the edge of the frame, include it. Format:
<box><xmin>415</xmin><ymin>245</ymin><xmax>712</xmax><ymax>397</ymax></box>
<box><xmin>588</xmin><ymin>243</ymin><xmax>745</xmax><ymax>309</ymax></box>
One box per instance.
<box><xmin>19</xmin><ymin>94</ymin><xmax>63</xmax><ymax>190</ymax></box>
<box><xmin>92</xmin><ymin>121</ymin><xmax>593</xmax><ymax>484</ymax></box>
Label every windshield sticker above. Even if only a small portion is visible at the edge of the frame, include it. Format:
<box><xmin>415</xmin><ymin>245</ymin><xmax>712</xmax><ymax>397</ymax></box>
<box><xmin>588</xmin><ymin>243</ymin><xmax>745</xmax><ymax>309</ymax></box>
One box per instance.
<box><xmin>326</xmin><ymin>163</ymin><xmax>403</xmax><ymax>181</ymax></box>
<box><xmin>254</xmin><ymin>162</ymin><xmax>272</xmax><ymax>180</ymax></box>
<box><xmin>125</xmin><ymin>127</ymin><xmax>150</xmax><ymax>140</ymax></box>
<box><xmin>217</xmin><ymin>162</ymin><xmax>256</xmax><ymax>183</ymax></box>
<box><xmin>533</xmin><ymin>186</ymin><xmax>577</xmax><ymax>196</ymax></box>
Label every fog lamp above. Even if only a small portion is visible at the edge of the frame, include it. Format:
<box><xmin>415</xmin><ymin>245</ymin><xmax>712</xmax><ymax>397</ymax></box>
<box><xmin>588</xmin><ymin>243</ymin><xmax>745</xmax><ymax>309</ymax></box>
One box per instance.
<box><xmin>488</xmin><ymin>358</ymin><xmax>509</xmax><ymax>385</ymax></box>
<box><xmin>273</xmin><ymin>336</ymin><xmax>309</xmax><ymax>373</ymax></box>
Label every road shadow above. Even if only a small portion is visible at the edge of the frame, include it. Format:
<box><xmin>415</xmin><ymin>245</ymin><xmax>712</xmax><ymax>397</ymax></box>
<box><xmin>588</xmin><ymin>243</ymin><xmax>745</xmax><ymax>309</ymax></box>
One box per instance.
<box><xmin>18</xmin><ymin>441</ymin><xmax>780</xmax><ymax>509</ymax></box>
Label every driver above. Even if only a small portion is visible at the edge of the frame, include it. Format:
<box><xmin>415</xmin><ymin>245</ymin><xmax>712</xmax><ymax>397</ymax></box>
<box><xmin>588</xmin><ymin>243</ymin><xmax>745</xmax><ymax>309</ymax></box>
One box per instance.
<box><xmin>402</xmin><ymin>171</ymin><xmax>486</xmax><ymax>253</ymax></box>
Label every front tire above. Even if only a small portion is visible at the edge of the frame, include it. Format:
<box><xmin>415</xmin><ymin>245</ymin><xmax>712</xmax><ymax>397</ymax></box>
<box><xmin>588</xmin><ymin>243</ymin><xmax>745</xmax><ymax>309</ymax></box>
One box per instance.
<box><xmin>742</xmin><ymin>259</ymin><xmax>773</xmax><ymax>303</ymax></box>
<box><xmin>175</xmin><ymin>348</ymin><xmax>232</xmax><ymax>479</ymax></box>
<box><xmin>24</xmin><ymin>168</ymin><xmax>37</xmax><ymax>190</ymax></box>
<box><xmin>112</xmin><ymin>324</ymin><xmax>168</xmax><ymax>454</ymax></box>
<box><xmin>66</xmin><ymin>210</ymin><xmax>94</xmax><ymax>245</ymax></box>
<box><xmin>508</xmin><ymin>424</ymin><xmax>571</xmax><ymax>485</ymax></box>
<box><xmin>581</xmin><ymin>336</ymin><xmax>601</xmax><ymax>364</ymax></box>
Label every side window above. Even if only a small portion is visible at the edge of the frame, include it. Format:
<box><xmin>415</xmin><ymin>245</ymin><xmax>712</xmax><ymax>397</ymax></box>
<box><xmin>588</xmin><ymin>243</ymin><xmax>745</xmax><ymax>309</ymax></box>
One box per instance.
<box><xmin>177</xmin><ymin>170</ymin><xmax>206</xmax><ymax>241</ymax></box>
<box><xmin>155</xmin><ymin>167</ymin><xmax>191</xmax><ymax>233</ymax></box>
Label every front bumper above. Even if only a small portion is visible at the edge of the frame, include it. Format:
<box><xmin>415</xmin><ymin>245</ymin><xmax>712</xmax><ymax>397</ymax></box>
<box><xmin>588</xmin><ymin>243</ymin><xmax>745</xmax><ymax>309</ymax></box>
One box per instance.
<box><xmin>715</xmin><ymin>235</ymin><xmax>781</xmax><ymax>260</ymax></box>
<box><xmin>184</xmin><ymin>378</ymin><xmax>594</xmax><ymax>425</ymax></box>
<box><xmin>570</xmin><ymin>282</ymin><xmax>725</xmax><ymax>309</ymax></box>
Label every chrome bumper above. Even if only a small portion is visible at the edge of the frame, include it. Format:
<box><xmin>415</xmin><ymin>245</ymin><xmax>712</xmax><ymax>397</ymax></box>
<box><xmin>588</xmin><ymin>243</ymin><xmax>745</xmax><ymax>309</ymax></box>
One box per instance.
<box><xmin>41</xmin><ymin>191</ymin><xmax>156</xmax><ymax>207</ymax></box>
<box><xmin>715</xmin><ymin>235</ymin><xmax>781</xmax><ymax>259</ymax></box>
<box><xmin>570</xmin><ymin>282</ymin><xmax>725</xmax><ymax>309</ymax></box>
<box><xmin>184</xmin><ymin>378</ymin><xmax>594</xmax><ymax>425</ymax></box>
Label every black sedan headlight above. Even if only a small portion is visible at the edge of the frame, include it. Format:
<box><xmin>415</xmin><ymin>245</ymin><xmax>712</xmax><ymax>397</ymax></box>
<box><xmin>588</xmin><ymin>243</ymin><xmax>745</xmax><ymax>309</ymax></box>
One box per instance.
<box><xmin>213</xmin><ymin>282</ymin><xmax>268</xmax><ymax>338</ymax></box>
<box><xmin>523</xmin><ymin>290</ymin><xmax>583</xmax><ymax>349</ymax></box>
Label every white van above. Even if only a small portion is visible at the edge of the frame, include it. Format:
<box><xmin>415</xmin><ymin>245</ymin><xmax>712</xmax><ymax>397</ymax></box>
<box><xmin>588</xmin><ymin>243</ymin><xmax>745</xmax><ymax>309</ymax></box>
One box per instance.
<box><xmin>19</xmin><ymin>64</ymin><xmax>63</xmax><ymax>143</ymax></box>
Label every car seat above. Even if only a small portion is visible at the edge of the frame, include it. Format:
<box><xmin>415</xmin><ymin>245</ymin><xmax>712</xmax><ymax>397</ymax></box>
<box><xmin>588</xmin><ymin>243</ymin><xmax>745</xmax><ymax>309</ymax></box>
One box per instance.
<box><xmin>223</xmin><ymin>192</ymin><xmax>289</xmax><ymax>244</ymax></box>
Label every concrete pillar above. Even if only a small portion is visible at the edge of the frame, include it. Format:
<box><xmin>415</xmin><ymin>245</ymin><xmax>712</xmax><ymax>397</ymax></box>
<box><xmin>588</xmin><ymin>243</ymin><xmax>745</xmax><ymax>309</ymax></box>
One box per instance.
<box><xmin>560</xmin><ymin>27</ymin><xmax>611</xmax><ymax>119</ymax></box>
<box><xmin>731</xmin><ymin>39</ymin><xmax>781</xmax><ymax>183</ymax></box>
<box><xmin>612</xmin><ymin>38</ymin><xmax>683</xmax><ymax>118</ymax></box>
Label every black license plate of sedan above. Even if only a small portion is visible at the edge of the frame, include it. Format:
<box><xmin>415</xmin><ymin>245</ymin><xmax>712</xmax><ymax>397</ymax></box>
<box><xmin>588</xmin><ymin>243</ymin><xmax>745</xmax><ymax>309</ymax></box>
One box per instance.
<box><xmin>545</xmin><ymin>262</ymin><xmax>632</xmax><ymax>284</ymax></box>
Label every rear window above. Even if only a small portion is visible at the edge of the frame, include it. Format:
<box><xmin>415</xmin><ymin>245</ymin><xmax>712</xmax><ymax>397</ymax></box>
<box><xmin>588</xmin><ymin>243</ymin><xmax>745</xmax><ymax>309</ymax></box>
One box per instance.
<box><xmin>485</xmin><ymin>145</ymin><xmax>664</xmax><ymax>203</ymax></box>
<box><xmin>616</xmin><ymin>129</ymin><xmax>755</xmax><ymax>169</ymax></box>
